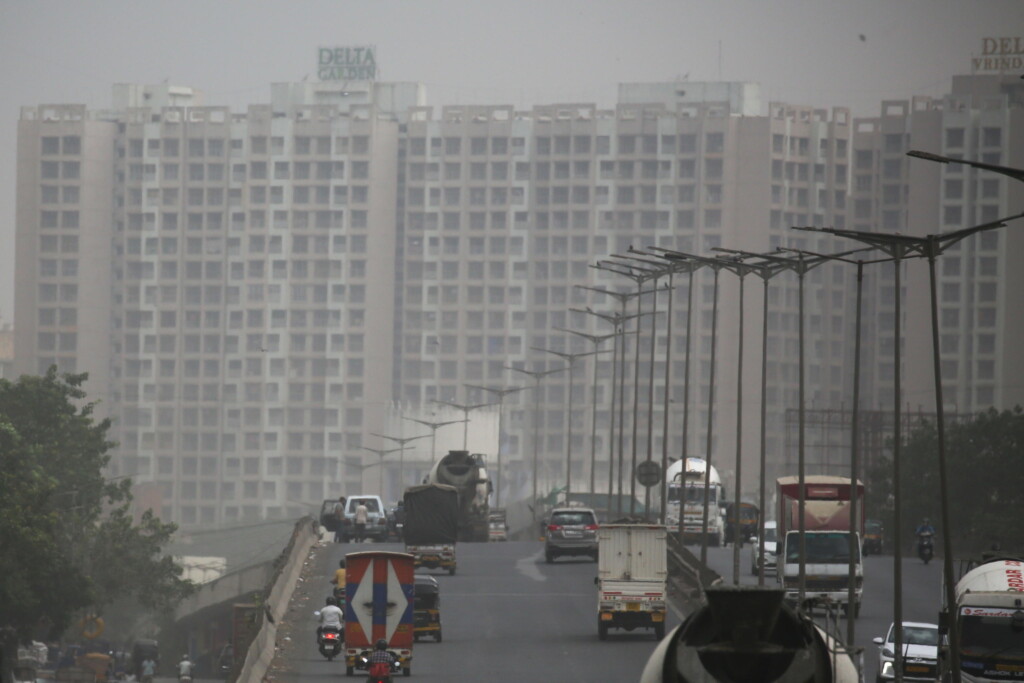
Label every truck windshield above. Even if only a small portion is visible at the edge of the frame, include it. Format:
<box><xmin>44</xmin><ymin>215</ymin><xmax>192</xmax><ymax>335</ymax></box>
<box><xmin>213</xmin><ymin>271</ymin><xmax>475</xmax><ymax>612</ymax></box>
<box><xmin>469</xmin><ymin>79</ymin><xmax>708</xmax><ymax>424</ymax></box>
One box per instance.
<box><xmin>681</xmin><ymin>485</ymin><xmax>717</xmax><ymax>505</ymax></box>
<box><xmin>785</xmin><ymin>532</ymin><xmax>860</xmax><ymax>563</ymax></box>
<box><xmin>961</xmin><ymin>615</ymin><xmax>1024</xmax><ymax>657</ymax></box>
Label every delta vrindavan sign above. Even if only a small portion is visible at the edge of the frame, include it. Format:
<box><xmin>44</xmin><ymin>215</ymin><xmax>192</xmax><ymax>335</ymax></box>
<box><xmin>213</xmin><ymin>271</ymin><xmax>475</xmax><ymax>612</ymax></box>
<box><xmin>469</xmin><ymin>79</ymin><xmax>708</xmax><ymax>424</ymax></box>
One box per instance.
<box><xmin>318</xmin><ymin>46</ymin><xmax>377</xmax><ymax>81</ymax></box>
<box><xmin>973</xmin><ymin>37</ymin><xmax>1023</xmax><ymax>72</ymax></box>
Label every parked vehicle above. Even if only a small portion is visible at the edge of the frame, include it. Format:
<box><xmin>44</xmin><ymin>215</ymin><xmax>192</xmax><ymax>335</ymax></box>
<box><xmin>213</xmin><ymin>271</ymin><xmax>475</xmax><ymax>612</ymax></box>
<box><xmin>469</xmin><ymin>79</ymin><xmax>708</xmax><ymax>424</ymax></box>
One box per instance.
<box><xmin>665</xmin><ymin>457</ymin><xmax>727</xmax><ymax>546</ymax></box>
<box><xmin>338</xmin><ymin>495</ymin><xmax>389</xmax><ymax>542</ymax></box>
<box><xmin>545</xmin><ymin>507</ymin><xmax>599</xmax><ymax>562</ymax></box>
<box><xmin>425</xmin><ymin>450</ymin><xmax>492</xmax><ymax>542</ymax></box>
<box><xmin>640</xmin><ymin>586</ymin><xmax>859</xmax><ymax>682</ymax></box>
<box><xmin>940</xmin><ymin>555</ymin><xmax>1024</xmax><ymax>682</ymax></box>
<box><xmin>863</xmin><ymin>519</ymin><xmax>884</xmax><ymax>555</ymax></box>
<box><xmin>873</xmin><ymin>621</ymin><xmax>939</xmax><ymax>682</ymax></box>
<box><xmin>776</xmin><ymin>475</ymin><xmax>865</xmax><ymax>617</ymax></box>
<box><xmin>403</xmin><ymin>484</ymin><xmax>458</xmax><ymax>575</ymax></box>
<box><xmin>596</xmin><ymin>523</ymin><xmax>668</xmax><ymax>640</ymax></box>
<box><xmin>413</xmin><ymin>574</ymin><xmax>442</xmax><ymax>642</ymax></box>
<box><xmin>750</xmin><ymin>520</ymin><xmax>779</xmax><ymax>575</ymax></box>
<box><xmin>343</xmin><ymin>551</ymin><xmax>414</xmax><ymax>677</ymax></box>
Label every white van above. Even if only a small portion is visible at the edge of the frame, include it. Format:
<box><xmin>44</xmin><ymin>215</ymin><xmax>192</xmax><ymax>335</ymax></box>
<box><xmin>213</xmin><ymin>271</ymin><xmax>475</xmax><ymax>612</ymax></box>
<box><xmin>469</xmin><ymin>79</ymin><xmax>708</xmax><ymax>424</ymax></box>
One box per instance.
<box><xmin>340</xmin><ymin>495</ymin><xmax>388</xmax><ymax>542</ymax></box>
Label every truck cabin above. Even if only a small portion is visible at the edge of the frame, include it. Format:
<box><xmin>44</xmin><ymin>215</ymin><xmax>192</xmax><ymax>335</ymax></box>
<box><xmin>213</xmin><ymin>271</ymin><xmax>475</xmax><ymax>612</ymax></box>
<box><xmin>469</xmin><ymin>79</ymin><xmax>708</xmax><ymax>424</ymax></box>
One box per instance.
<box><xmin>784</xmin><ymin>531</ymin><xmax>861</xmax><ymax>564</ymax></box>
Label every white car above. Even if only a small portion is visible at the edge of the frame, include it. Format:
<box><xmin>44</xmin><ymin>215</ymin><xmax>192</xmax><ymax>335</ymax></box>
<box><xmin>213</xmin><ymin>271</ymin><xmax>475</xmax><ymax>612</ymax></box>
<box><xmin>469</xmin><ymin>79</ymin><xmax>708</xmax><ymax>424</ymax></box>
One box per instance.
<box><xmin>749</xmin><ymin>520</ymin><xmax>778</xmax><ymax>575</ymax></box>
<box><xmin>872</xmin><ymin>621</ymin><xmax>939</xmax><ymax>682</ymax></box>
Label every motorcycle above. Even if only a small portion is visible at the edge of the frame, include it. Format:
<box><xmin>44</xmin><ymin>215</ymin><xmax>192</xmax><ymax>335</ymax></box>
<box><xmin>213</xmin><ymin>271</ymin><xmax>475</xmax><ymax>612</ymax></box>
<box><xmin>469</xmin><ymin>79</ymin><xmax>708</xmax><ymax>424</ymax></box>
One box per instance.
<box><xmin>355</xmin><ymin>650</ymin><xmax>403</xmax><ymax>683</ymax></box>
<box><xmin>917</xmin><ymin>531</ymin><xmax>934</xmax><ymax>564</ymax></box>
<box><xmin>317</xmin><ymin>626</ymin><xmax>343</xmax><ymax>661</ymax></box>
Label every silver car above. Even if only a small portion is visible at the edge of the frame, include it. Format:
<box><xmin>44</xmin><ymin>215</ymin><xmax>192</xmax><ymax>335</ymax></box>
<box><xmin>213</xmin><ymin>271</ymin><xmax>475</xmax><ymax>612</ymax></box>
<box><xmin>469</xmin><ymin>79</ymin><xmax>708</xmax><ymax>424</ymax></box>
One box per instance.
<box><xmin>750</xmin><ymin>520</ymin><xmax>778</xmax><ymax>575</ymax></box>
<box><xmin>872</xmin><ymin>621</ymin><xmax>939</xmax><ymax>682</ymax></box>
<box><xmin>544</xmin><ymin>507</ymin><xmax>599</xmax><ymax>563</ymax></box>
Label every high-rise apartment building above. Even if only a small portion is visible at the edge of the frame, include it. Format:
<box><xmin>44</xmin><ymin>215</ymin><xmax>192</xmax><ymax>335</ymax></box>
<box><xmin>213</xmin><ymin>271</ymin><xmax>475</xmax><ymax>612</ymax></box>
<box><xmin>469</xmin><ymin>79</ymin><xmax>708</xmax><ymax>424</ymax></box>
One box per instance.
<box><xmin>15</xmin><ymin>74</ymin><xmax>1020</xmax><ymax>527</ymax></box>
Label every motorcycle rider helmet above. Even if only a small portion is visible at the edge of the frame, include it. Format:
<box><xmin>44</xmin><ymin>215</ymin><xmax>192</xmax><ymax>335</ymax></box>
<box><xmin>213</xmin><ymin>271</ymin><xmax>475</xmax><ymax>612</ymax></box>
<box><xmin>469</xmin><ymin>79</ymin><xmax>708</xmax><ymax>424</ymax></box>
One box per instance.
<box><xmin>375</xmin><ymin>638</ymin><xmax>388</xmax><ymax>651</ymax></box>
<box><xmin>181</xmin><ymin>654</ymin><xmax>189</xmax><ymax>660</ymax></box>
<box><xmin>326</xmin><ymin>596</ymin><xmax>337</xmax><ymax>606</ymax></box>
<box><xmin>338</xmin><ymin>558</ymin><xmax>346</xmax><ymax>568</ymax></box>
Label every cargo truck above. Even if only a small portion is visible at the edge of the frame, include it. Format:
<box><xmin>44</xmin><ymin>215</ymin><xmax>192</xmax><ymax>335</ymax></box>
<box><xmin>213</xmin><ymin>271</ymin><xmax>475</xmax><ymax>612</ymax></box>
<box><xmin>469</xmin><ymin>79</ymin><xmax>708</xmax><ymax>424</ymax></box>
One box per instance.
<box><xmin>776</xmin><ymin>475</ymin><xmax>864</xmax><ymax>617</ymax></box>
<box><xmin>595</xmin><ymin>524</ymin><xmax>668</xmax><ymax>640</ymax></box>
<box><xmin>941</xmin><ymin>555</ymin><xmax>1024</xmax><ymax>682</ymax></box>
<box><xmin>403</xmin><ymin>483</ymin><xmax>459</xmax><ymax>575</ymax></box>
<box><xmin>425</xmin><ymin>450</ymin><xmax>492</xmax><ymax>542</ymax></box>
<box><xmin>665</xmin><ymin>457</ymin><xmax>726</xmax><ymax>546</ymax></box>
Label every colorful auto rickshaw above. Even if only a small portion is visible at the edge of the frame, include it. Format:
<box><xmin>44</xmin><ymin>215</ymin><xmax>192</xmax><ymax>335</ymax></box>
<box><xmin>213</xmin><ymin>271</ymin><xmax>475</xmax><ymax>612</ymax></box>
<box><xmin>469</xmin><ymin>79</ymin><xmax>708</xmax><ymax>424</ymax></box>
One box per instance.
<box><xmin>413</xmin><ymin>574</ymin><xmax>442</xmax><ymax>643</ymax></box>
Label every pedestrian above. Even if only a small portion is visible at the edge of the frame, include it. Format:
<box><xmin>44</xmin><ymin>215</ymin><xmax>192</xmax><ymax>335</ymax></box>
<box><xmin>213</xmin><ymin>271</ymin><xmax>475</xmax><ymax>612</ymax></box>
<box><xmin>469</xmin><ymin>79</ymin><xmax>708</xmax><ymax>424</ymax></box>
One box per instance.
<box><xmin>140</xmin><ymin>656</ymin><xmax>156</xmax><ymax>683</ymax></box>
<box><xmin>354</xmin><ymin>499</ymin><xmax>369</xmax><ymax>543</ymax></box>
<box><xmin>333</xmin><ymin>496</ymin><xmax>347</xmax><ymax>543</ymax></box>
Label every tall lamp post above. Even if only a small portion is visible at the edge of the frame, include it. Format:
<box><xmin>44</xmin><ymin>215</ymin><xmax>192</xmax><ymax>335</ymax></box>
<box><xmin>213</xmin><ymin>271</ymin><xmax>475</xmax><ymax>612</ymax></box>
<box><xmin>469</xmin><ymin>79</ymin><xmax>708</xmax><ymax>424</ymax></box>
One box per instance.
<box><xmin>464</xmin><ymin>383</ymin><xmax>529</xmax><ymax>507</ymax></box>
<box><xmin>402</xmin><ymin>416</ymin><xmax>468</xmax><ymax>466</ymax></box>
<box><xmin>592</xmin><ymin>260</ymin><xmax>662</xmax><ymax>516</ymax></box>
<box><xmin>531</xmin><ymin>345</ymin><xmax>604</xmax><ymax>501</ymax></box>
<box><xmin>570</xmin><ymin>303</ymin><xmax>645</xmax><ymax>516</ymax></box>
<box><xmin>430</xmin><ymin>398</ymin><xmax>497</xmax><ymax>450</ymax></box>
<box><xmin>794</xmin><ymin>210</ymin><xmax>1024</xmax><ymax>682</ymax></box>
<box><xmin>370</xmin><ymin>432</ymin><xmax>430</xmax><ymax>491</ymax></box>
<box><xmin>504</xmin><ymin>364</ymin><xmax>568</xmax><ymax>525</ymax></box>
<box><xmin>361</xmin><ymin>446</ymin><xmax>402</xmax><ymax>494</ymax></box>
<box><xmin>553</xmin><ymin>327</ymin><xmax>618</xmax><ymax>496</ymax></box>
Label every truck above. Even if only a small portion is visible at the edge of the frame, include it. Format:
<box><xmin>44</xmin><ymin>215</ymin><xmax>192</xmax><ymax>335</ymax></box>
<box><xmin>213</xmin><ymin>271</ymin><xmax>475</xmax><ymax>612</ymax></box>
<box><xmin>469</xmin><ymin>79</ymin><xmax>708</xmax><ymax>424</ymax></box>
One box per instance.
<box><xmin>343</xmin><ymin>550</ymin><xmax>415</xmax><ymax>677</ymax></box>
<box><xmin>665</xmin><ymin>457</ymin><xmax>726</xmax><ymax>546</ymax></box>
<box><xmin>596</xmin><ymin>524</ymin><xmax>668</xmax><ymax>641</ymax></box>
<box><xmin>941</xmin><ymin>555</ymin><xmax>1024</xmax><ymax>682</ymax></box>
<box><xmin>776</xmin><ymin>475</ymin><xmax>864</xmax><ymax>617</ymax></box>
<box><xmin>425</xmin><ymin>450</ymin><xmax>492</xmax><ymax>542</ymax></box>
<box><xmin>403</xmin><ymin>484</ymin><xmax>459</xmax><ymax>575</ymax></box>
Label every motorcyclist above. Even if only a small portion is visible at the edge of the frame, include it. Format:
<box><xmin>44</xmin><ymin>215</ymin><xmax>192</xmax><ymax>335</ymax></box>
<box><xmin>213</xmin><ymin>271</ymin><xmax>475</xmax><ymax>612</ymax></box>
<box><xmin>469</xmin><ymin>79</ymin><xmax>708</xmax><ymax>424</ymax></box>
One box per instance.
<box><xmin>330</xmin><ymin>559</ymin><xmax>347</xmax><ymax>601</ymax></box>
<box><xmin>177</xmin><ymin>654</ymin><xmax>194</xmax><ymax>680</ymax></box>
<box><xmin>366</xmin><ymin>638</ymin><xmax>399</xmax><ymax>677</ymax></box>
<box><xmin>318</xmin><ymin>596</ymin><xmax>344</xmax><ymax>639</ymax></box>
<box><xmin>915</xmin><ymin>518</ymin><xmax>935</xmax><ymax>537</ymax></box>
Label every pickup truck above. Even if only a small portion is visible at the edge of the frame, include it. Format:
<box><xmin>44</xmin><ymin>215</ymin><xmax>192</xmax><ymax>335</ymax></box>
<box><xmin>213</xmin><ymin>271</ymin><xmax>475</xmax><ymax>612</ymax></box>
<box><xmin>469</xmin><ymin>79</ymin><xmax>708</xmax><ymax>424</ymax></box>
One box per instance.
<box><xmin>596</xmin><ymin>524</ymin><xmax>668</xmax><ymax>640</ymax></box>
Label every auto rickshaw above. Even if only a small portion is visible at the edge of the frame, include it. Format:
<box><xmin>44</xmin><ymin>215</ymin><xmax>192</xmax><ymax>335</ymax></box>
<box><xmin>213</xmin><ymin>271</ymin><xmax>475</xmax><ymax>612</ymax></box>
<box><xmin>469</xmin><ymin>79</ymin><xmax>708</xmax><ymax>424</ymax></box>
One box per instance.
<box><xmin>413</xmin><ymin>574</ymin><xmax>442</xmax><ymax>642</ymax></box>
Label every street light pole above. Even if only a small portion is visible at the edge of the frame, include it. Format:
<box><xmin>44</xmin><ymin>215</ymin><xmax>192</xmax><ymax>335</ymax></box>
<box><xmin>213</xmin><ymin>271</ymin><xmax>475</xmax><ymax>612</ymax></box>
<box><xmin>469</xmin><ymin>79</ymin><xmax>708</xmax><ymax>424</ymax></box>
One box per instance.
<box><xmin>531</xmin><ymin>345</ymin><xmax>604</xmax><ymax>502</ymax></box>
<box><xmin>430</xmin><ymin>398</ymin><xmax>497</xmax><ymax>450</ymax></box>
<box><xmin>553</xmin><ymin>327</ymin><xmax>618</xmax><ymax>496</ymax></box>
<box><xmin>370</xmin><ymin>432</ymin><xmax>430</xmax><ymax>491</ymax></box>
<box><xmin>464</xmin><ymin>383</ymin><xmax>529</xmax><ymax>508</ymax></box>
<box><xmin>361</xmin><ymin>446</ymin><xmax>402</xmax><ymax>494</ymax></box>
<box><xmin>402</xmin><ymin>417</ymin><xmax>468</xmax><ymax>466</ymax></box>
<box><xmin>505</xmin><ymin>364</ymin><xmax>568</xmax><ymax>526</ymax></box>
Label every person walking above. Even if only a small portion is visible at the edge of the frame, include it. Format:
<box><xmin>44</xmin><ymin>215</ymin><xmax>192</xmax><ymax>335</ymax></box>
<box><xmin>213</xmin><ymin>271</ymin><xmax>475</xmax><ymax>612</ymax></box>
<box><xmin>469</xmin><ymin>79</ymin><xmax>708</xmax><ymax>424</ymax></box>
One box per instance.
<box><xmin>354</xmin><ymin>500</ymin><xmax>369</xmax><ymax>543</ymax></box>
<box><xmin>333</xmin><ymin>496</ymin><xmax>347</xmax><ymax>543</ymax></box>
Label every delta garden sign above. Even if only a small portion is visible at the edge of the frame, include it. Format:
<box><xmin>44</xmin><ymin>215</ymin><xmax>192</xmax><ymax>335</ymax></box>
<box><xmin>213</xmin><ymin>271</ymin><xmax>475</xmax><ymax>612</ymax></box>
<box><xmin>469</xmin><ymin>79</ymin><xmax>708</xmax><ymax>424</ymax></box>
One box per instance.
<box><xmin>317</xmin><ymin>46</ymin><xmax>377</xmax><ymax>81</ymax></box>
<box><xmin>973</xmin><ymin>36</ymin><xmax>1024</xmax><ymax>72</ymax></box>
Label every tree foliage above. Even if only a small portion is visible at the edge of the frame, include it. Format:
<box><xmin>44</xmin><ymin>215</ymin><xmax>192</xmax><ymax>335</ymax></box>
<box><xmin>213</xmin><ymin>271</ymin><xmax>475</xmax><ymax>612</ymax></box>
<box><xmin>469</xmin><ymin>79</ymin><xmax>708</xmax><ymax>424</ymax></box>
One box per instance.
<box><xmin>0</xmin><ymin>369</ymin><xmax>194</xmax><ymax>642</ymax></box>
<box><xmin>867</xmin><ymin>406</ymin><xmax>1024</xmax><ymax>556</ymax></box>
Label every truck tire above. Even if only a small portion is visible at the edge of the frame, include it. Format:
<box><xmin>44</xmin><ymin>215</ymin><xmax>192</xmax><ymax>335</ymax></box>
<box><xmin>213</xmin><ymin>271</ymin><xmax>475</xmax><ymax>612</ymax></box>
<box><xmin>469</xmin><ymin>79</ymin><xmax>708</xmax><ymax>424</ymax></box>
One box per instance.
<box><xmin>598</xmin><ymin>621</ymin><xmax>608</xmax><ymax>641</ymax></box>
<box><xmin>545</xmin><ymin>550</ymin><xmax>555</xmax><ymax>564</ymax></box>
<box><xmin>403</xmin><ymin>665</ymin><xmax>411</xmax><ymax>677</ymax></box>
<box><xmin>346</xmin><ymin>665</ymin><xmax>354</xmax><ymax>676</ymax></box>
<box><xmin>436</xmin><ymin>629</ymin><xmax>442</xmax><ymax>643</ymax></box>
<box><xmin>654</xmin><ymin>622</ymin><xmax>665</xmax><ymax>640</ymax></box>
<box><xmin>449</xmin><ymin>565</ymin><xmax>456</xmax><ymax>576</ymax></box>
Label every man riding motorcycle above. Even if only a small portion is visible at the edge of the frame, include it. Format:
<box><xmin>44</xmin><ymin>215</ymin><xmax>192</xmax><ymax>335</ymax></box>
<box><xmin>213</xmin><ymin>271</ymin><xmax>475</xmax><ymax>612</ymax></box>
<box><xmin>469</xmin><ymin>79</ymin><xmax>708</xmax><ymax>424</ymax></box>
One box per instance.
<box><xmin>365</xmin><ymin>639</ymin><xmax>400</xmax><ymax>681</ymax></box>
<box><xmin>177</xmin><ymin>654</ymin><xmax>194</xmax><ymax>682</ymax></box>
<box><xmin>330</xmin><ymin>559</ymin><xmax>347</xmax><ymax>603</ymax></box>
<box><xmin>915</xmin><ymin>517</ymin><xmax>935</xmax><ymax>563</ymax></box>
<box><xmin>318</xmin><ymin>595</ymin><xmax>344</xmax><ymax>639</ymax></box>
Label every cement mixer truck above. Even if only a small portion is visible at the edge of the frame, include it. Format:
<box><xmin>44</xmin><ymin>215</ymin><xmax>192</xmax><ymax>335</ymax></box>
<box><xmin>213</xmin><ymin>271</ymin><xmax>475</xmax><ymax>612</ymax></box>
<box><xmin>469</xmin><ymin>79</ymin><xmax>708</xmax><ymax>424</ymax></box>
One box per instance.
<box><xmin>425</xmin><ymin>450</ymin><xmax>492</xmax><ymax>542</ymax></box>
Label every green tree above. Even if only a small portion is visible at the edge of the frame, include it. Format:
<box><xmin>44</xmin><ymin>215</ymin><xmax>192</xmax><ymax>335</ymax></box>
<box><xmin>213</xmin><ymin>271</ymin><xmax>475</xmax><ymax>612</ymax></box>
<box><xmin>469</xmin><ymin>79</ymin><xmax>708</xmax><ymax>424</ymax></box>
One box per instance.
<box><xmin>0</xmin><ymin>369</ymin><xmax>194</xmax><ymax>647</ymax></box>
<box><xmin>867</xmin><ymin>406</ymin><xmax>1024</xmax><ymax>556</ymax></box>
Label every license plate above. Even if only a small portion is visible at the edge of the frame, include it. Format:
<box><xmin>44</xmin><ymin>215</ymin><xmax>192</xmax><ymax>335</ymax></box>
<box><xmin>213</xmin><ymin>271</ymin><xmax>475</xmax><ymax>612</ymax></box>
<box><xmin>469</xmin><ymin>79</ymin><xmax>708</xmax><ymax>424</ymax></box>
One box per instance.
<box><xmin>627</xmin><ymin>603</ymin><xmax>641</xmax><ymax>611</ymax></box>
<box><xmin>563</xmin><ymin>530</ymin><xmax>581</xmax><ymax>537</ymax></box>
<box><xmin>423</xmin><ymin>555</ymin><xmax>439</xmax><ymax>562</ymax></box>
<box><xmin>906</xmin><ymin>666</ymin><xmax>927</xmax><ymax>673</ymax></box>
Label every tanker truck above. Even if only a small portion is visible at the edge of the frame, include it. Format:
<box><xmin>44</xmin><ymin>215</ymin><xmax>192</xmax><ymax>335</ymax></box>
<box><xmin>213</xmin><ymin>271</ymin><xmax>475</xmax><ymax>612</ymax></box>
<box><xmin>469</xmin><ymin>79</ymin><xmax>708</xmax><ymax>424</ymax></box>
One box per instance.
<box><xmin>665</xmin><ymin>457</ymin><xmax>727</xmax><ymax>546</ymax></box>
<box><xmin>425</xmin><ymin>450</ymin><xmax>492</xmax><ymax>542</ymax></box>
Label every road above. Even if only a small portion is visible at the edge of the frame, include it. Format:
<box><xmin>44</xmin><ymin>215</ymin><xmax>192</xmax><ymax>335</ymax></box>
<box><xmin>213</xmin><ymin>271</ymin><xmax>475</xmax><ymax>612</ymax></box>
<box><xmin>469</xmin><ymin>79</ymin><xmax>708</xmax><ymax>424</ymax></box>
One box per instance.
<box><xmin>269</xmin><ymin>538</ymin><xmax>681</xmax><ymax>682</ymax></box>
<box><xmin>268</xmin><ymin>537</ymin><xmax>942</xmax><ymax>682</ymax></box>
<box><xmin>702</xmin><ymin>540</ymin><xmax>944</xmax><ymax>682</ymax></box>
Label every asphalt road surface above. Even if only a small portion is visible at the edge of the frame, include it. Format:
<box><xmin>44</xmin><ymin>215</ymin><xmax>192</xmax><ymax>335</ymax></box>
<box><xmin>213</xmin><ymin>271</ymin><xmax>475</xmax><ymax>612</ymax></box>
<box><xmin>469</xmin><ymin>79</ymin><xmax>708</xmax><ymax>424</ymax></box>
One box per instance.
<box><xmin>269</xmin><ymin>538</ymin><xmax>682</xmax><ymax>682</ymax></box>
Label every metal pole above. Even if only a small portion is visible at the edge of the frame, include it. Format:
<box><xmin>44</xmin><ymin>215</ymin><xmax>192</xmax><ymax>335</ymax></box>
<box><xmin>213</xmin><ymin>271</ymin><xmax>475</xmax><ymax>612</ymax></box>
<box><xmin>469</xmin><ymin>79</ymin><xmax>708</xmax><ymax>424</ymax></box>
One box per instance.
<box><xmin>797</xmin><ymin>262</ymin><xmax>807</xmax><ymax>606</ymax></box>
<box><xmin>700</xmin><ymin>266</ymin><xmax>720</xmax><ymax>566</ymax></box>
<box><xmin>617</xmin><ymin>299</ymin><xmax>628</xmax><ymax>515</ymax></box>
<box><xmin>644</xmin><ymin>276</ymin><xmax>660</xmax><ymax>519</ymax></box>
<box><xmin>680</xmin><ymin>269</ymin><xmax>694</xmax><ymax>547</ymax></box>
<box><xmin>893</xmin><ymin>256</ymin><xmax>904</xmax><ymax>682</ymax></box>
<box><xmin>732</xmin><ymin>272</ymin><xmax>746</xmax><ymax>585</ymax></box>
<box><xmin>567</xmin><ymin>359</ymin><xmax>576</xmax><ymax>497</ymax></box>
<box><xmin>631</xmin><ymin>283</ymin><xmax>643</xmax><ymax>516</ymax></box>
<box><xmin>589</xmin><ymin>345</ymin><xmax>600</xmax><ymax>495</ymax></box>
<box><xmin>660</xmin><ymin>276</ymin><xmax>675</xmax><ymax>524</ymax></box>
<box><xmin>607</xmin><ymin>324</ymin><xmax>620</xmax><ymax>516</ymax></box>
<box><xmin>757</xmin><ymin>275</ymin><xmax>769</xmax><ymax>587</ymax></box>
<box><xmin>847</xmin><ymin>261</ymin><xmax>864</xmax><ymax>644</ymax></box>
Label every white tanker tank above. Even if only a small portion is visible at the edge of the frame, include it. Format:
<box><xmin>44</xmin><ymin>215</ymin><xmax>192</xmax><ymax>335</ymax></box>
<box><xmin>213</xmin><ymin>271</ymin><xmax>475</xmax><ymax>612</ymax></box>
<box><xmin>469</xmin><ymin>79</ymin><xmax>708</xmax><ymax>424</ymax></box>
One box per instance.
<box><xmin>425</xmin><ymin>450</ymin><xmax>492</xmax><ymax>542</ymax></box>
<box><xmin>640</xmin><ymin>585</ymin><xmax>858</xmax><ymax>683</ymax></box>
<box><xmin>665</xmin><ymin>457</ymin><xmax>727</xmax><ymax>546</ymax></box>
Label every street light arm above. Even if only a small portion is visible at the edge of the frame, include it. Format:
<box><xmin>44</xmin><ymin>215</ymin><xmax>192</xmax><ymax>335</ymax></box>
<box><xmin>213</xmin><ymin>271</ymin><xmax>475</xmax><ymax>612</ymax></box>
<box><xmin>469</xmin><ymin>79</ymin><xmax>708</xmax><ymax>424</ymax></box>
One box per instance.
<box><xmin>370</xmin><ymin>432</ymin><xmax>431</xmax><ymax>446</ymax></box>
<box><xmin>907</xmin><ymin>149</ymin><xmax>1024</xmax><ymax>184</ymax></box>
<box><xmin>464</xmin><ymin>383</ymin><xmax>529</xmax><ymax>399</ymax></box>
<box><xmin>403</xmin><ymin>417</ymin><xmax>469</xmax><ymax>429</ymax></box>
<box><xmin>552</xmin><ymin>326</ymin><xmax>619</xmax><ymax>345</ymax></box>
<box><xmin>430</xmin><ymin>398</ymin><xmax>498</xmax><ymax>412</ymax></box>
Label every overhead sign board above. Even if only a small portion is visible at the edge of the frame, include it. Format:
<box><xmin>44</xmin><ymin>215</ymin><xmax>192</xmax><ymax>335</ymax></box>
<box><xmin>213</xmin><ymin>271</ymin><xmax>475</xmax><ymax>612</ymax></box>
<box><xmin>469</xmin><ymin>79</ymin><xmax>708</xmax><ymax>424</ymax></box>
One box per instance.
<box><xmin>318</xmin><ymin>45</ymin><xmax>377</xmax><ymax>81</ymax></box>
<box><xmin>973</xmin><ymin>36</ymin><xmax>1023</xmax><ymax>72</ymax></box>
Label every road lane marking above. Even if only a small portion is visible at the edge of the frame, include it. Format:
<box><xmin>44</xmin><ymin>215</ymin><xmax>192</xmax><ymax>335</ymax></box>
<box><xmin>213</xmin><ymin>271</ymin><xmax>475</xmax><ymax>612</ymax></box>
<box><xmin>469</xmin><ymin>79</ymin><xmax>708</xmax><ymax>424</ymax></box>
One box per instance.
<box><xmin>517</xmin><ymin>549</ymin><xmax>547</xmax><ymax>581</ymax></box>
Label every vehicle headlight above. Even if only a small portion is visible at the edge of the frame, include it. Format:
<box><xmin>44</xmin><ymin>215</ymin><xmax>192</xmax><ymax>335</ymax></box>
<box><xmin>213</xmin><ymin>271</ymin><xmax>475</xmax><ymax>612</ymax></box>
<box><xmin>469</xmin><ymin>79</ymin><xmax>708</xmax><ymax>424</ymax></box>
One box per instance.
<box><xmin>880</xmin><ymin>661</ymin><xmax>894</xmax><ymax>676</ymax></box>
<box><xmin>882</xmin><ymin>648</ymin><xmax>893</xmax><ymax>658</ymax></box>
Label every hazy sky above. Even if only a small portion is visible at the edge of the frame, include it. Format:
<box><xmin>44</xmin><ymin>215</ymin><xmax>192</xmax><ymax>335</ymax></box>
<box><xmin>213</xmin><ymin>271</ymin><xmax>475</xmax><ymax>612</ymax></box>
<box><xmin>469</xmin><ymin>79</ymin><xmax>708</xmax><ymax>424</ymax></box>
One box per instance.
<box><xmin>1</xmin><ymin>0</ymin><xmax>1021</xmax><ymax>322</ymax></box>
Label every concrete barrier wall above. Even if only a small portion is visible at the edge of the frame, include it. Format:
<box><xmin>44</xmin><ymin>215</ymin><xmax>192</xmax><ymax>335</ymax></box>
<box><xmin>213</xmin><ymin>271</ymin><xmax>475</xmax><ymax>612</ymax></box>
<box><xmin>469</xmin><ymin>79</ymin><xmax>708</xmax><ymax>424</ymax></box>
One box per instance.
<box><xmin>236</xmin><ymin>516</ymin><xmax>320</xmax><ymax>682</ymax></box>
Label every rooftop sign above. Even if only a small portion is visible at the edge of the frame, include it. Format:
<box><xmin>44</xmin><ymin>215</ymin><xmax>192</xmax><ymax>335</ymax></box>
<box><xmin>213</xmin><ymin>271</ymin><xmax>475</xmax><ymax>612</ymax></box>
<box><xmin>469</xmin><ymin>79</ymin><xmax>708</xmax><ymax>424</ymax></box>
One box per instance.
<box><xmin>318</xmin><ymin>46</ymin><xmax>377</xmax><ymax>81</ymax></box>
<box><xmin>973</xmin><ymin>37</ymin><xmax>1023</xmax><ymax>72</ymax></box>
